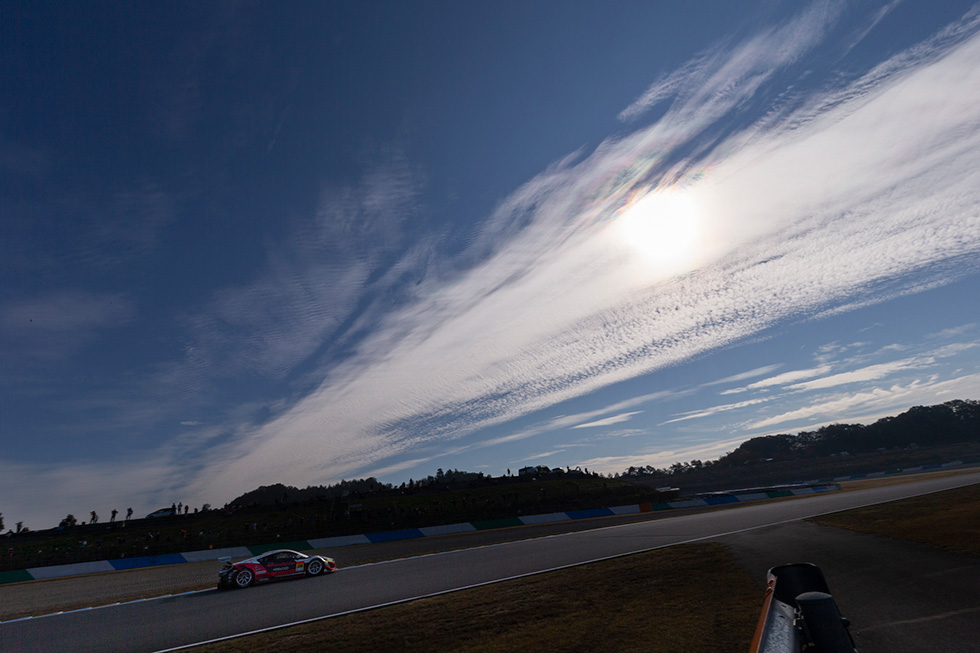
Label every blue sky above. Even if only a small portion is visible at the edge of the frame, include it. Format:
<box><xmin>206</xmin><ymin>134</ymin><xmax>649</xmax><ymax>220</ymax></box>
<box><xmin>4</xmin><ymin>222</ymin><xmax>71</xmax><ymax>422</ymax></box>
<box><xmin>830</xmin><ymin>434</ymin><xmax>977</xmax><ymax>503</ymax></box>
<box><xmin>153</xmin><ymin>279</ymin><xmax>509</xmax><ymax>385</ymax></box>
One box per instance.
<box><xmin>3</xmin><ymin>1</ymin><xmax>980</xmax><ymax>529</ymax></box>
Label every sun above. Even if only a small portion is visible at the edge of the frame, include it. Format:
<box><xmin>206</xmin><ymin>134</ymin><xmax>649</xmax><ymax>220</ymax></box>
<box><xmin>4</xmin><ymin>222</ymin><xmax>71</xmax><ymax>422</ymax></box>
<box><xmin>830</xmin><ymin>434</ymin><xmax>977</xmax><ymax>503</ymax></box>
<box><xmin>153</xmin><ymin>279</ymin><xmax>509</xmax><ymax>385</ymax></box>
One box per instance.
<box><xmin>613</xmin><ymin>189</ymin><xmax>703</xmax><ymax>274</ymax></box>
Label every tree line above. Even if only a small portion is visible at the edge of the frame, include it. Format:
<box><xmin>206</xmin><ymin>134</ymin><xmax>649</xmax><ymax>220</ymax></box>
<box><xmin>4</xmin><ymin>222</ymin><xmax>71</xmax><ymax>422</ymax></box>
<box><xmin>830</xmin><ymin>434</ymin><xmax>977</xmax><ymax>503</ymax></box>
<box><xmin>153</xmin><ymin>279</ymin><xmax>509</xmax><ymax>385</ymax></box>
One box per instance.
<box><xmin>228</xmin><ymin>468</ymin><xmax>497</xmax><ymax>507</ymax></box>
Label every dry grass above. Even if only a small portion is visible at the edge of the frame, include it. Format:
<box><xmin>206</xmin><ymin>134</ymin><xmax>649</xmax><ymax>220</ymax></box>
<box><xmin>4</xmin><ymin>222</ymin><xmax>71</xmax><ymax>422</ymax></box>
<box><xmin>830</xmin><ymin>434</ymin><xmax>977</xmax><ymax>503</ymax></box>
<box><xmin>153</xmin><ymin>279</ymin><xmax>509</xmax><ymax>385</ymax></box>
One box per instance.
<box><xmin>837</xmin><ymin>466</ymin><xmax>980</xmax><ymax>491</ymax></box>
<box><xmin>811</xmin><ymin>482</ymin><xmax>980</xmax><ymax>556</ymax></box>
<box><xmin>193</xmin><ymin>543</ymin><xmax>761</xmax><ymax>653</ymax></box>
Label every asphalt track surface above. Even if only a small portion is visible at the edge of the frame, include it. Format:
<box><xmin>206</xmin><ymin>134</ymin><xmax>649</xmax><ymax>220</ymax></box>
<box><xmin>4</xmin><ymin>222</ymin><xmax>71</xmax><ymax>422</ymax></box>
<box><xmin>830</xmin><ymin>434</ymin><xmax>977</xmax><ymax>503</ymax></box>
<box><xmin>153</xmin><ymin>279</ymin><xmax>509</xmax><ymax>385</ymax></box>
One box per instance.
<box><xmin>2</xmin><ymin>471</ymin><xmax>978</xmax><ymax>652</ymax></box>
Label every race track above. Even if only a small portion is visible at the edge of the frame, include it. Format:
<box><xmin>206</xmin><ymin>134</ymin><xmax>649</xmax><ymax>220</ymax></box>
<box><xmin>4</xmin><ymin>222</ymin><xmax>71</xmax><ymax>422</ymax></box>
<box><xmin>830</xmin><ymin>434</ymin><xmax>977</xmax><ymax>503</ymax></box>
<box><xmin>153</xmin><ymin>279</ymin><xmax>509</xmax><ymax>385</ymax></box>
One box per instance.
<box><xmin>2</xmin><ymin>471</ymin><xmax>978</xmax><ymax>652</ymax></box>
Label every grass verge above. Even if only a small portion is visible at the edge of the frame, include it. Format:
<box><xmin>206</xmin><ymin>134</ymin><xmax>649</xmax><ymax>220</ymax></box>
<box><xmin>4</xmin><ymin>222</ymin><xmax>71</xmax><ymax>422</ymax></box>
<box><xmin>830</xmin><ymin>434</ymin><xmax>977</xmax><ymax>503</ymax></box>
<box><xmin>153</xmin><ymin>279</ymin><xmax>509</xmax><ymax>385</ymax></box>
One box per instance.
<box><xmin>193</xmin><ymin>543</ymin><xmax>761</xmax><ymax>653</ymax></box>
<box><xmin>810</xmin><ymin>482</ymin><xmax>980</xmax><ymax>556</ymax></box>
<box><xmin>837</xmin><ymin>466</ymin><xmax>980</xmax><ymax>491</ymax></box>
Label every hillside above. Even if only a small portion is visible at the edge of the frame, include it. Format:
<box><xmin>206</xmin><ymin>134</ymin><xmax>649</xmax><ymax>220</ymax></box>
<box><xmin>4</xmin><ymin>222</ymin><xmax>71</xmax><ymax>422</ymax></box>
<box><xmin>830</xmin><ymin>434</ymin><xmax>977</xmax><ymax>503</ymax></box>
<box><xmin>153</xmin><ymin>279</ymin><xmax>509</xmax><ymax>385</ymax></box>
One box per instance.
<box><xmin>623</xmin><ymin>399</ymin><xmax>979</xmax><ymax>493</ymax></box>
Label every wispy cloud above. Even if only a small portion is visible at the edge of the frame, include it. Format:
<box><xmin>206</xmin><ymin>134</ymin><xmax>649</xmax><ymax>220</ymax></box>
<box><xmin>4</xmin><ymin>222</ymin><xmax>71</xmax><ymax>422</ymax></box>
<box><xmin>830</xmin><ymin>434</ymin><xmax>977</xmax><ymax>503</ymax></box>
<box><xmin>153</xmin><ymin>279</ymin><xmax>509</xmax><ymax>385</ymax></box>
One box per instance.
<box><xmin>618</xmin><ymin>0</ymin><xmax>842</xmax><ymax>123</ymax></box>
<box><xmin>705</xmin><ymin>364</ymin><xmax>783</xmax><ymax>387</ymax></box>
<box><xmin>577</xmin><ymin>435</ymin><xmax>751</xmax><ymax>473</ymax></box>
<box><xmin>581</xmin><ymin>428</ymin><xmax>647</xmax><ymax>441</ymax></box>
<box><xmin>745</xmin><ymin>379</ymin><xmax>935</xmax><ymax>429</ymax></box>
<box><xmin>0</xmin><ymin>291</ymin><xmax>135</xmax><ymax>363</ymax></box>
<box><xmin>788</xmin><ymin>358</ymin><xmax>931</xmax><ymax>391</ymax></box>
<box><xmin>401</xmin><ymin>391</ymin><xmax>680</xmax><ymax>454</ymax></box>
<box><xmin>2</xmin><ymin>291</ymin><xmax>134</xmax><ymax>334</ymax></box>
<box><xmin>690</xmin><ymin>336</ymin><xmax>979</xmax><ymax>435</ymax></box>
<box><xmin>928</xmin><ymin>324</ymin><xmax>977</xmax><ymax>340</ymax></box>
<box><xmin>572</xmin><ymin>411</ymin><xmax>643</xmax><ymax>429</ymax></box>
<box><xmin>183</xmin><ymin>5</ymin><xmax>980</xmax><ymax>503</ymax></box>
<box><xmin>663</xmin><ymin>397</ymin><xmax>774</xmax><ymax>425</ymax></box>
<box><xmin>722</xmin><ymin>366</ymin><xmax>832</xmax><ymax>394</ymax></box>
<box><xmin>176</xmin><ymin>153</ymin><xmax>424</xmax><ymax>385</ymax></box>
<box><xmin>9</xmin><ymin>4</ymin><xmax>980</xmax><ymax>527</ymax></box>
<box><xmin>524</xmin><ymin>450</ymin><xmax>564</xmax><ymax>462</ymax></box>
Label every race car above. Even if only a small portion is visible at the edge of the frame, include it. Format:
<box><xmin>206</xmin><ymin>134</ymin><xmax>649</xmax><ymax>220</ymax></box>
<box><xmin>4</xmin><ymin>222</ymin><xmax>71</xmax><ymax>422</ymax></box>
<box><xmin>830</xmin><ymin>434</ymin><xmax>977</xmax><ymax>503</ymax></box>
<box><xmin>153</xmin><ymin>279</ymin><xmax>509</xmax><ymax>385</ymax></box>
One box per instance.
<box><xmin>217</xmin><ymin>549</ymin><xmax>337</xmax><ymax>589</ymax></box>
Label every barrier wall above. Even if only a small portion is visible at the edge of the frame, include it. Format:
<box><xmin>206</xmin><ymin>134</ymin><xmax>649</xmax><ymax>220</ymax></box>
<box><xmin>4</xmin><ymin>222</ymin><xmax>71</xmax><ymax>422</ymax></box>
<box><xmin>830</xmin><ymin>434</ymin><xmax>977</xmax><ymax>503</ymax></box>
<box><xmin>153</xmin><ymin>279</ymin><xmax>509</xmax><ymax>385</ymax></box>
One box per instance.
<box><xmin>2</xmin><ymin>482</ymin><xmax>844</xmax><ymax>585</ymax></box>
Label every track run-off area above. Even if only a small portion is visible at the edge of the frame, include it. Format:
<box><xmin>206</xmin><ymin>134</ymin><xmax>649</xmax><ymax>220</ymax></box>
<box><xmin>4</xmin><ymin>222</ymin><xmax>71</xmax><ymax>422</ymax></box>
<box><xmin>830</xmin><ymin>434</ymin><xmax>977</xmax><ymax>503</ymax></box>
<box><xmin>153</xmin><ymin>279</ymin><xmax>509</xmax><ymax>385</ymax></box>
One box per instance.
<box><xmin>1</xmin><ymin>470</ymin><xmax>978</xmax><ymax>652</ymax></box>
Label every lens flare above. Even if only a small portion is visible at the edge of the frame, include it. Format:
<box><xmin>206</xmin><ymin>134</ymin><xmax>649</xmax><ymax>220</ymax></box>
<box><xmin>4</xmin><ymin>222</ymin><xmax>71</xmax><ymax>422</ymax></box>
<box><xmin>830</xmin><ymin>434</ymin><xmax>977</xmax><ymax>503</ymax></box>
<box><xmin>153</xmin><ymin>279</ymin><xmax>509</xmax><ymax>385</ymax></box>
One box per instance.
<box><xmin>613</xmin><ymin>190</ymin><xmax>703</xmax><ymax>277</ymax></box>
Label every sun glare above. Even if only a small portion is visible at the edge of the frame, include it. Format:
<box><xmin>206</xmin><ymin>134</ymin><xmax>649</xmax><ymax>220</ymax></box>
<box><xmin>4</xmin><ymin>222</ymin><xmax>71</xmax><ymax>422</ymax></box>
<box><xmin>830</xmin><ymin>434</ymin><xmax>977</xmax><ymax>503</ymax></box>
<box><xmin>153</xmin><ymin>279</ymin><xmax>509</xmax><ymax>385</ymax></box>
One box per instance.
<box><xmin>614</xmin><ymin>190</ymin><xmax>703</xmax><ymax>275</ymax></box>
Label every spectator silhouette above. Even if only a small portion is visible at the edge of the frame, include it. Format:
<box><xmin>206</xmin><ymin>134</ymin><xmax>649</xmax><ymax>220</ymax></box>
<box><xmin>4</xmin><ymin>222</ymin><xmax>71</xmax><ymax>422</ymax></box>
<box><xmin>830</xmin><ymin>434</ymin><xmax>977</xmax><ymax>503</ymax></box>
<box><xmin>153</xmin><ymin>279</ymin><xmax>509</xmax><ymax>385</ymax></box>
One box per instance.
<box><xmin>125</xmin><ymin>507</ymin><xmax>133</xmax><ymax>522</ymax></box>
<box><xmin>110</xmin><ymin>509</ymin><xmax>118</xmax><ymax>522</ymax></box>
<box><xmin>90</xmin><ymin>511</ymin><xmax>98</xmax><ymax>524</ymax></box>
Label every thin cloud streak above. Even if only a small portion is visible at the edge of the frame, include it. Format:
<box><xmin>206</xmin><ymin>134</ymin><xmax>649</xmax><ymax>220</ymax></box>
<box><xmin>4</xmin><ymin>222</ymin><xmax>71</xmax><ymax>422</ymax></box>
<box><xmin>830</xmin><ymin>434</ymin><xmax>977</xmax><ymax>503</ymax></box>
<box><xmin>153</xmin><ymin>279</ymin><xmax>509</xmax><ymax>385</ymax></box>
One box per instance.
<box><xmin>705</xmin><ymin>364</ymin><xmax>784</xmax><ymax>387</ymax></box>
<box><xmin>789</xmin><ymin>358</ymin><xmax>931</xmax><ymax>391</ymax></box>
<box><xmin>573</xmin><ymin>412</ymin><xmax>644</xmax><ymax>429</ymax></box>
<box><xmin>722</xmin><ymin>366</ymin><xmax>833</xmax><ymax>394</ymax></box>
<box><xmin>744</xmin><ymin>372</ymin><xmax>980</xmax><ymax>432</ymax></box>
<box><xmin>665</xmin><ymin>339</ymin><xmax>976</xmax><ymax>432</ymax></box>
<box><xmin>2</xmin><ymin>291</ymin><xmax>135</xmax><ymax>337</ymax></box>
<box><xmin>0</xmin><ymin>291</ymin><xmax>137</xmax><ymax>371</ymax></box>
<box><xmin>578</xmin><ymin>435</ymin><xmax>751</xmax><ymax>473</ymax></box>
<box><xmin>575</xmin><ymin>365</ymin><xmax>980</xmax><ymax>477</ymax></box>
<box><xmin>618</xmin><ymin>0</ymin><xmax>842</xmax><ymax>123</ymax></box>
<box><xmin>663</xmin><ymin>397</ymin><xmax>775</xmax><ymax>425</ymax></box>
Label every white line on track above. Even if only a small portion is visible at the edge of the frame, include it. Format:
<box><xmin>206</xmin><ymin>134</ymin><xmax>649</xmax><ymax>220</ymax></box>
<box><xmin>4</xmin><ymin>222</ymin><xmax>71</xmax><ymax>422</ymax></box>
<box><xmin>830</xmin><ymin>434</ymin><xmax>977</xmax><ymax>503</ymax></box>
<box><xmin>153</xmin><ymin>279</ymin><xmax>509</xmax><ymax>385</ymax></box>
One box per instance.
<box><xmin>153</xmin><ymin>524</ymin><xmax>787</xmax><ymax>652</ymax></box>
<box><xmin>0</xmin><ymin>590</ymin><xmax>211</xmax><ymax>625</ymax></box>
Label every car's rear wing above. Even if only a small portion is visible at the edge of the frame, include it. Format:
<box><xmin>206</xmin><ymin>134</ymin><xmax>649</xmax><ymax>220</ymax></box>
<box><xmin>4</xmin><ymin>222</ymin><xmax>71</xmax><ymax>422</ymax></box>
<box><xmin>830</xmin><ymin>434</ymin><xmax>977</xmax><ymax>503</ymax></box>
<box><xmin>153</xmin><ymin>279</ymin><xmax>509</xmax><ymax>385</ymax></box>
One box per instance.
<box><xmin>750</xmin><ymin>563</ymin><xmax>857</xmax><ymax>653</ymax></box>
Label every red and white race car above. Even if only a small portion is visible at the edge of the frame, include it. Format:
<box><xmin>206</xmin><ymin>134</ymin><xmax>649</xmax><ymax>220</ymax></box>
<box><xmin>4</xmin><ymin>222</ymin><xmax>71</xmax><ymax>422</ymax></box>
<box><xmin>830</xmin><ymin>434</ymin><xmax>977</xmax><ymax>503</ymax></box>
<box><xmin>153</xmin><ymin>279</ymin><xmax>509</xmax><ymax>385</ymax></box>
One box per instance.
<box><xmin>217</xmin><ymin>549</ymin><xmax>337</xmax><ymax>589</ymax></box>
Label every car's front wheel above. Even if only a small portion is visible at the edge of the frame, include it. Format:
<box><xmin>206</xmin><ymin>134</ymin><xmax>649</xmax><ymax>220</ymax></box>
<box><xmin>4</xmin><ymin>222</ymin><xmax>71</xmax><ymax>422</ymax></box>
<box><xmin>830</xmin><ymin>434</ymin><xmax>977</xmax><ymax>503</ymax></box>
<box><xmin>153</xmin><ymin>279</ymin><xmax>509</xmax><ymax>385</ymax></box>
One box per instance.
<box><xmin>233</xmin><ymin>568</ymin><xmax>254</xmax><ymax>588</ymax></box>
<box><xmin>307</xmin><ymin>559</ymin><xmax>324</xmax><ymax>576</ymax></box>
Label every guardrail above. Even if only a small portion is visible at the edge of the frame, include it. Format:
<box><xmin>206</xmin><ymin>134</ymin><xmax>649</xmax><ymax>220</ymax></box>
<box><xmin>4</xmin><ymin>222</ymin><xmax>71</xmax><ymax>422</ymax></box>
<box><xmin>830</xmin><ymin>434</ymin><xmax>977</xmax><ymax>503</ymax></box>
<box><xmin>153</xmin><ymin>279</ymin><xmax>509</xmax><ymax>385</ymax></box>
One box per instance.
<box><xmin>0</xmin><ymin>483</ymin><xmax>840</xmax><ymax>585</ymax></box>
